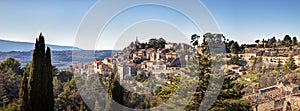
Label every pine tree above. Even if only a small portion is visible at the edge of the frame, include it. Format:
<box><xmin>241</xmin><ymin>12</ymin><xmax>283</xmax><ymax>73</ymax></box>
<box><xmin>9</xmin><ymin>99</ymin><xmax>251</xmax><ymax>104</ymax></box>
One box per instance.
<box><xmin>185</xmin><ymin>33</ymin><xmax>213</xmax><ymax>110</ymax></box>
<box><xmin>184</xmin><ymin>33</ymin><xmax>251</xmax><ymax>110</ymax></box>
<box><xmin>292</xmin><ymin>37</ymin><xmax>298</xmax><ymax>46</ymax></box>
<box><xmin>55</xmin><ymin>76</ymin><xmax>90</xmax><ymax>111</ymax></box>
<box><xmin>28</xmin><ymin>33</ymin><xmax>54</xmax><ymax>111</ymax></box>
<box><xmin>0</xmin><ymin>75</ymin><xmax>9</xmax><ymax>108</ymax></box>
<box><xmin>0</xmin><ymin>64</ymin><xmax>21</xmax><ymax>109</ymax></box>
<box><xmin>0</xmin><ymin>57</ymin><xmax>22</xmax><ymax>74</ymax></box>
<box><xmin>184</xmin><ymin>56</ymin><xmax>211</xmax><ymax>110</ymax></box>
<box><xmin>209</xmin><ymin>75</ymin><xmax>251</xmax><ymax>111</ymax></box>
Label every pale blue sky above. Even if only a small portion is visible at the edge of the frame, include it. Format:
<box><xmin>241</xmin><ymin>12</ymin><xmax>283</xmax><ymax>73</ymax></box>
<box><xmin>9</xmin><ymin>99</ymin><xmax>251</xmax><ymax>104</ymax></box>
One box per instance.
<box><xmin>203</xmin><ymin>0</ymin><xmax>300</xmax><ymax>44</ymax></box>
<box><xmin>94</xmin><ymin>4</ymin><xmax>199</xmax><ymax>50</ymax></box>
<box><xmin>0</xmin><ymin>0</ymin><xmax>97</xmax><ymax>46</ymax></box>
<box><xmin>0</xmin><ymin>0</ymin><xmax>300</xmax><ymax>49</ymax></box>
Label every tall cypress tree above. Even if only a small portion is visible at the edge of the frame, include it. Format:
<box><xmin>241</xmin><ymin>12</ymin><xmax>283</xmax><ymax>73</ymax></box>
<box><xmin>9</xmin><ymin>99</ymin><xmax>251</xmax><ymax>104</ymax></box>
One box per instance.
<box><xmin>102</xmin><ymin>62</ymin><xmax>124</xmax><ymax>111</ymax></box>
<box><xmin>28</xmin><ymin>34</ymin><xmax>43</xmax><ymax>110</ymax></box>
<box><xmin>45</xmin><ymin>47</ymin><xmax>54</xmax><ymax>111</ymax></box>
<box><xmin>27</xmin><ymin>33</ymin><xmax>54</xmax><ymax>111</ymax></box>
<box><xmin>18</xmin><ymin>64</ymin><xmax>30</xmax><ymax>111</ymax></box>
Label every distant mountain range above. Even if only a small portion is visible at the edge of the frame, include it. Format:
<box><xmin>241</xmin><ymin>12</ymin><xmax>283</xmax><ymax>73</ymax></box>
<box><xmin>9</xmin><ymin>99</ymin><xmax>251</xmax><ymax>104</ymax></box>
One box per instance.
<box><xmin>0</xmin><ymin>50</ymin><xmax>117</xmax><ymax>70</ymax></box>
<box><xmin>0</xmin><ymin>39</ymin><xmax>81</xmax><ymax>52</ymax></box>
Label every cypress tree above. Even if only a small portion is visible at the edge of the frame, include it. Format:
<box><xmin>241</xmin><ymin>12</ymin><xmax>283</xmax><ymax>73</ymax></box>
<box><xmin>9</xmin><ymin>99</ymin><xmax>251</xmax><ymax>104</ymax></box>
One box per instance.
<box><xmin>28</xmin><ymin>34</ymin><xmax>43</xmax><ymax>110</ymax></box>
<box><xmin>45</xmin><ymin>47</ymin><xmax>54</xmax><ymax>111</ymax></box>
<box><xmin>110</xmin><ymin>72</ymin><xmax>124</xmax><ymax>110</ymax></box>
<box><xmin>112</xmin><ymin>62</ymin><xmax>123</xmax><ymax>107</ymax></box>
<box><xmin>18</xmin><ymin>64</ymin><xmax>30</xmax><ymax>111</ymax></box>
<box><xmin>27</xmin><ymin>33</ymin><xmax>54</xmax><ymax>111</ymax></box>
<box><xmin>103</xmin><ymin>62</ymin><xmax>124</xmax><ymax>111</ymax></box>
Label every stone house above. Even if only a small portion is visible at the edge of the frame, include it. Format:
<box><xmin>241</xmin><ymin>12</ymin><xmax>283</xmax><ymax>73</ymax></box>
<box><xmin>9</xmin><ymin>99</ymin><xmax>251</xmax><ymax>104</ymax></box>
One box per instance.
<box><xmin>117</xmin><ymin>63</ymin><xmax>131</xmax><ymax>80</ymax></box>
<box><xmin>147</xmin><ymin>61</ymin><xmax>166</xmax><ymax>75</ymax></box>
<box><xmin>102</xmin><ymin>57</ymin><xmax>113</xmax><ymax>67</ymax></box>
<box><xmin>165</xmin><ymin>52</ymin><xmax>177</xmax><ymax>60</ymax></box>
<box><xmin>244</xmin><ymin>82</ymin><xmax>299</xmax><ymax>111</ymax></box>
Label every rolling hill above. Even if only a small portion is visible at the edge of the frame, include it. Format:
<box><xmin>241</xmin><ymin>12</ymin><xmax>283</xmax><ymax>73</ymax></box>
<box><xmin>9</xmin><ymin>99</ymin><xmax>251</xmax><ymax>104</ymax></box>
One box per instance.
<box><xmin>0</xmin><ymin>39</ymin><xmax>81</xmax><ymax>52</ymax></box>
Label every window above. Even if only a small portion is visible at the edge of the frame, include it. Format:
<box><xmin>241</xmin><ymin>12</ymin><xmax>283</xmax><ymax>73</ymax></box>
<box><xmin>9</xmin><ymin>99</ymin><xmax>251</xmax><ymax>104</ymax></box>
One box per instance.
<box><xmin>274</xmin><ymin>99</ymin><xmax>285</xmax><ymax>108</ymax></box>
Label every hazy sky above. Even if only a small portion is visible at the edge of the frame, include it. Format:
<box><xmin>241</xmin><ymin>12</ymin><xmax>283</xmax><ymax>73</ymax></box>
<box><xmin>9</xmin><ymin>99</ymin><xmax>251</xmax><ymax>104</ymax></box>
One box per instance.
<box><xmin>0</xmin><ymin>0</ymin><xmax>300</xmax><ymax>50</ymax></box>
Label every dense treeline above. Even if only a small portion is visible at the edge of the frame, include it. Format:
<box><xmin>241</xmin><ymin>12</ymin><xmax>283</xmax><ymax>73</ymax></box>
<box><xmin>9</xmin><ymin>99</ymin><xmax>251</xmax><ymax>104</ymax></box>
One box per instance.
<box><xmin>254</xmin><ymin>35</ymin><xmax>298</xmax><ymax>48</ymax></box>
<box><xmin>0</xmin><ymin>59</ymin><xmax>91</xmax><ymax>111</ymax></box>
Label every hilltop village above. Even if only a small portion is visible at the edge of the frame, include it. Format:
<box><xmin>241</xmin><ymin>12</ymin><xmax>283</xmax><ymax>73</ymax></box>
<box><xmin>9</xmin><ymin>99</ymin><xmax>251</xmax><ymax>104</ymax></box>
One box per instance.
<box><xmin>90</xmin><ymin>38</ymin><xmax>195</xmax><ymax>83</ymax></box>
<box><xmin>73</xmin><ymin>35</ymin><xmax>300</xmax><ymax>110</ymax></box>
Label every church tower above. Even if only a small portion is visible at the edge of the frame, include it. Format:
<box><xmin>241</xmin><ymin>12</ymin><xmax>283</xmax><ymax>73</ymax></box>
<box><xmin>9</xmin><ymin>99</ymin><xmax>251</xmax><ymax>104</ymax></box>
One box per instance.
<box><xmin>135</xmin><ymin>36</ymin><xmax>139</xmax><ymax>44</ymax></box>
